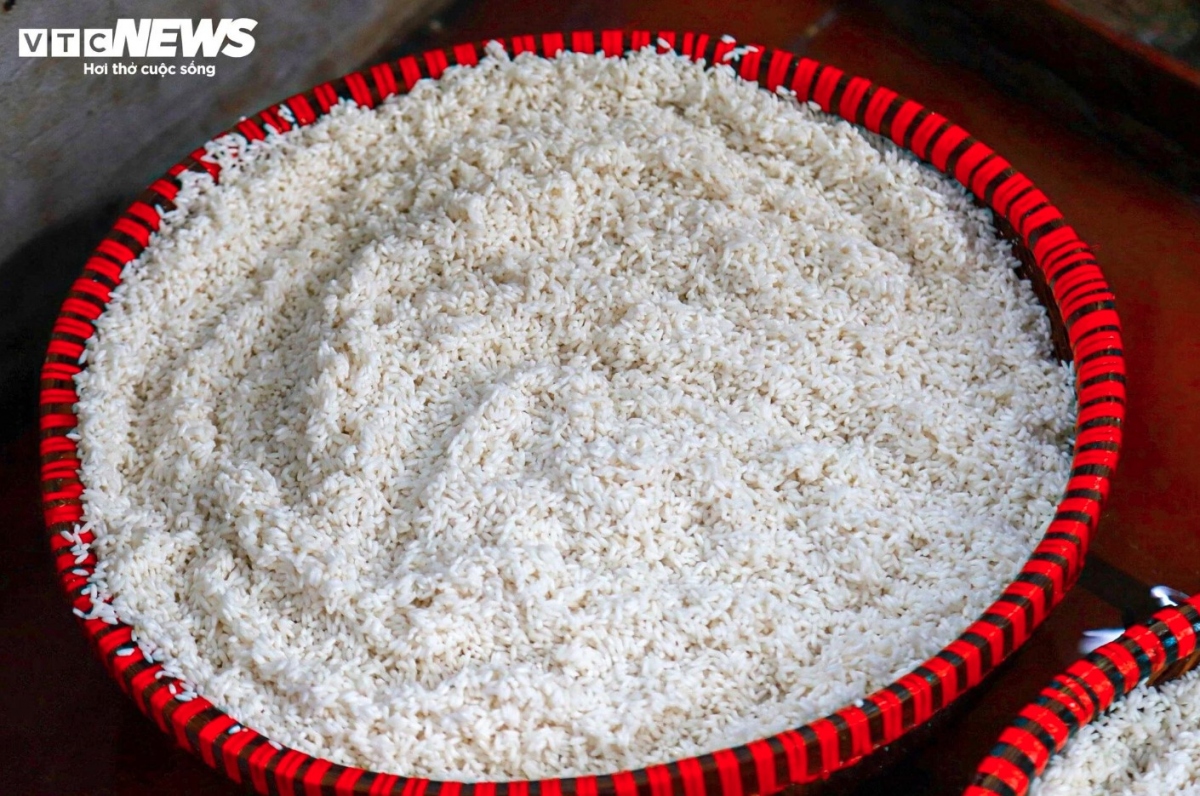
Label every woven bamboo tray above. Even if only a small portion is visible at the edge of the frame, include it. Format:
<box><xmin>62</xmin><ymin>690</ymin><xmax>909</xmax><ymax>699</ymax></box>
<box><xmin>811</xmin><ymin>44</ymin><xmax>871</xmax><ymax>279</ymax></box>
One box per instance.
<box><xmin>40</xmin><ymin>29</ymin><xmax>1124</xmax><ymax>796</ymax></box>
<box><xmin>966</xmin><ymin>595</ymin><xmax>1200</xmax><ymax>795</ymax></box>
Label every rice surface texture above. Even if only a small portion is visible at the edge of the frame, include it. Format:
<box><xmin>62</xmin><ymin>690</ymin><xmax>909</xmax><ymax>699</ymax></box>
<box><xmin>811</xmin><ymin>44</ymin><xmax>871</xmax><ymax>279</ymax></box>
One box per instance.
<box><xmin>1032</xmin><ymin>669</ymin><xmax>1200</xmax><ymax>795</ymax></box>
<box><xmin>74</xmin><ymin>48</ymin><xmax>1076</xmax><ymax>779</ymax></box>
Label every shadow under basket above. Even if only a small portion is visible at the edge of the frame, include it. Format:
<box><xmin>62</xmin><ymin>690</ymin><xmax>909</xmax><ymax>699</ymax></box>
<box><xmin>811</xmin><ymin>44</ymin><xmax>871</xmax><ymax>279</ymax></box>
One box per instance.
<box><xmin>966</xmin><ymin>596</ymin><xmax>1200</xmax><ymax>796</ymax></box>
<box><xmin>40</xmin><ymin>29</ymin><xmax>1123</xmax><ymax>796</ymax></box>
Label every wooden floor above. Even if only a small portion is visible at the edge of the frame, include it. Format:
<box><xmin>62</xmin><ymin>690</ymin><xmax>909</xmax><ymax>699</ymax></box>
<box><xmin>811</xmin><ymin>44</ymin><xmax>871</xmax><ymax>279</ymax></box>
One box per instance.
<box><xmin>3</xmin><ymin>1</ymin><xmax>1200</xmax><ymax>793</ymax></box>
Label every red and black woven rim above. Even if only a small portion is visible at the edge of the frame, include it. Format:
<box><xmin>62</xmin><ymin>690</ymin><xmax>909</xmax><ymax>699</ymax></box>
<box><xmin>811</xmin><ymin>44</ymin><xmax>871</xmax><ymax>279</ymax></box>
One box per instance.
<box><xmin>966</xmin><ymin>596</ymin><xmax>1200</xmax><ymax>796</ymax></box>
<box><xmin>40</xmin><ymin>30</ymin><xmax>1124</xmax><ymax>796</ymax></box>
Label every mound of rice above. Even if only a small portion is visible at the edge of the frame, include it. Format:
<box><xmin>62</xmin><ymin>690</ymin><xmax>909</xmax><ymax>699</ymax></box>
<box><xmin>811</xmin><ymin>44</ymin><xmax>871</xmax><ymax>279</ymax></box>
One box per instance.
<box><xmin>1032</xmin><ymin>669</ymin><xmax>1200</xmax><ymax>795</ymax></box>
<box><xmin>73</xmin><ymin>46</ymin><xmax>1076</xmax><ymax>779</ymax></box>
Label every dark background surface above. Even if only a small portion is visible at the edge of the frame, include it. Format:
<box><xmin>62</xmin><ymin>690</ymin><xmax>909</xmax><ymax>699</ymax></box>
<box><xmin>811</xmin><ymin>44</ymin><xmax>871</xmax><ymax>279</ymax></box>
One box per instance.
<box><xmin>3</xmin><ymin>1</ymin><xmax>1200</xmax><ymax>794</ymax></box>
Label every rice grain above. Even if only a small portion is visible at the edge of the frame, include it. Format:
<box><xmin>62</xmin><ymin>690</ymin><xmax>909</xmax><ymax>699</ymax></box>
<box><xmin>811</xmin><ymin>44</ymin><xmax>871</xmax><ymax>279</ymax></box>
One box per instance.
<box><xmin>74</xmin><ymin>48</ymin><xmax>1075</xmax><ymax>780</ymax></box>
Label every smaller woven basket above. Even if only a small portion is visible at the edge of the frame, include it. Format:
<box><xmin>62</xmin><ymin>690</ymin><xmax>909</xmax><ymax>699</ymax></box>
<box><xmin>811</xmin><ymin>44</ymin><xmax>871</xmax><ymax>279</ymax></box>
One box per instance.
<box><xmin>966</xmin><ymin>595</ymin><xmax>1200</xmax><ymax>796</ymax></box>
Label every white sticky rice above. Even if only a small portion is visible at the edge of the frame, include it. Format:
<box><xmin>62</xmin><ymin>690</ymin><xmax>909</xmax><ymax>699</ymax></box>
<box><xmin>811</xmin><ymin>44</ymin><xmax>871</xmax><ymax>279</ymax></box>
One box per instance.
<box><xmin>1033</xmin><ymin>669</ymin><xmax>1200</xmax><ymax>795</ymax></box>
<box><xmin>73</xmin><ymin>47</ymin><xmax>1076</xmax><ymax>779</ymax></box>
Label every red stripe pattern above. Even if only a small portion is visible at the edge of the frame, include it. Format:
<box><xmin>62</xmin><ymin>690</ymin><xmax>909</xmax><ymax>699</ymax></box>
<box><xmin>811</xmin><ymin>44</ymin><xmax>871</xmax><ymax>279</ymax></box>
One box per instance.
<box><xmin>966</xmin><ymin>596</ymin><xmax>1200</xmax><ymax>796</ymax></box>
<box><xmin>40</xmin><ymin>30</ymin><xmax>1124</xmax><ymax>796</ymax></box>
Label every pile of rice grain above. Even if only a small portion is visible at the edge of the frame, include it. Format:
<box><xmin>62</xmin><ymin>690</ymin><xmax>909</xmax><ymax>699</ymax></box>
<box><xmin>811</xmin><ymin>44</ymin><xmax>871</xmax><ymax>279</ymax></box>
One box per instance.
<box><xmin>74</xmin><ymin>47</ymin><xmax>1076</xmax><ymax>779</ymax></box>
<box><xmin>1032</xmin><ymin>670</ymin><xmax>1200</xmax><ymax>795</ymax></box>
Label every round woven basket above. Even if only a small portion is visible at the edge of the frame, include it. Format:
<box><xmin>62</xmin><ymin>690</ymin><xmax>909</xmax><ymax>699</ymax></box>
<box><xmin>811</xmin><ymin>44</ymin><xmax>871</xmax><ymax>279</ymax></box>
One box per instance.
<box><xmin>40</xmin><ymin>29</ymin><xmax>1124</xmax><ymax>796</ymax></box>
<box><xmin>966</xmin><ymin>596</ymin><xmax>1200</xmax><ymax>796</ymax></box>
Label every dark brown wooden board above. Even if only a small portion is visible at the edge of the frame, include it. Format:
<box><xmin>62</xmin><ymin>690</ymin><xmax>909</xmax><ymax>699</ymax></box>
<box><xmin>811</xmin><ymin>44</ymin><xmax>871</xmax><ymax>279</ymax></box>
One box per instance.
<box><xmin>868</xmin><ymin>0</ymin><xmax>1200</xmax><ymax>191</ymax></box>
